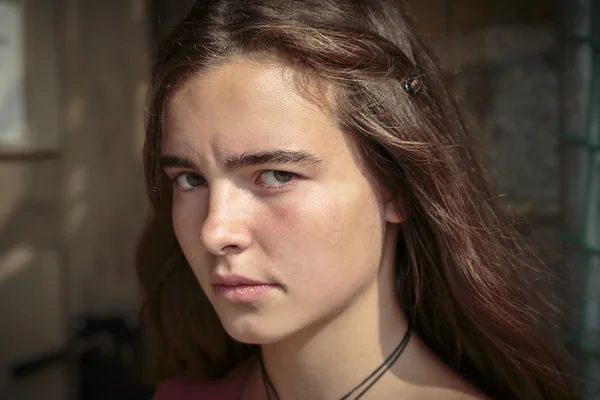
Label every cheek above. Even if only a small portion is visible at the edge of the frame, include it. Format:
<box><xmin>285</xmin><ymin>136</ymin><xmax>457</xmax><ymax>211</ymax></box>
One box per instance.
<box><xmin>262</xmin><ymin>181</ymin><xmax>384</xmax><ymax>285</ymax></box>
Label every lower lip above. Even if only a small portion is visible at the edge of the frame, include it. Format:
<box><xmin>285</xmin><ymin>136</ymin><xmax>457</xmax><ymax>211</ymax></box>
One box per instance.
<box><xmin>212</xmin><ymin>284</ymin><xmax>277</xmax><ymax>302</ymax></box>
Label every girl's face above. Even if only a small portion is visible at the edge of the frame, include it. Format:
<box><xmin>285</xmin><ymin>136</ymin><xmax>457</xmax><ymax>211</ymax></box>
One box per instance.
<box><xmin>161</xmin><ymin>58</ymin><xmax>401</xmax><ymax>344</ymax></box>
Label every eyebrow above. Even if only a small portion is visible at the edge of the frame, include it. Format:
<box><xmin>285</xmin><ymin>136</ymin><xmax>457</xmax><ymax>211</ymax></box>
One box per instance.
<box><xmin>159</xmin><ymin>150</ymin><xmax>322</xmax><ymax>171</ymax></box>
<box><xmin>223</xmin><ymin>150</ymin><xmax>322</xmax><ymax>171</ymax></box>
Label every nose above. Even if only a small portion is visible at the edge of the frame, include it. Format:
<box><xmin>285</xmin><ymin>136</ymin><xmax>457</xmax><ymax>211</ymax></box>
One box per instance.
<box><xmin>200</xmin><ymin>183</ymin><xmax>253</xmax><ymax>255</ymax></box>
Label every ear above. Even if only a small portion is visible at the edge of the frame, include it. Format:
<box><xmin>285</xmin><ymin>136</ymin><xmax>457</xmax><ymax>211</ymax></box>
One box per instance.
<box><xmin>384</xmin><ymin>199</ymin><xmax>409</xmax><ymax>224</ymax></box>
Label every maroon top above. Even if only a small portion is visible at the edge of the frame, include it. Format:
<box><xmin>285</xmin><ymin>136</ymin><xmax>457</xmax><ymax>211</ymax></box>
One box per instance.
<box><xmin>152</xmin><ymin>366</ymin><xmax>252</xmax><ymax>400</ymax></box>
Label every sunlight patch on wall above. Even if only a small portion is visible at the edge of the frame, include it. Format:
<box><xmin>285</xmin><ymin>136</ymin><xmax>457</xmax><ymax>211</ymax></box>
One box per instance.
<box><xmin>0</xmin><ymin>244</ymin><xmax>34</xmax><ymax>285</ymax></box>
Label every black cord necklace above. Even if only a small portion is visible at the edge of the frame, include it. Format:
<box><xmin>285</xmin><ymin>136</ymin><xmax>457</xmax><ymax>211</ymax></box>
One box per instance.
<box><xmin>259</xmin><ymin>323</ymin><xmax>412</xmax><ymax>400</ymax></box>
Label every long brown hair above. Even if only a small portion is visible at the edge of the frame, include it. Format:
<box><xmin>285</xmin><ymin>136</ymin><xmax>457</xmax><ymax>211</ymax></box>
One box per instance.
<box><xmin>137</xmin><ymin>0</ymin><xmax>578</xmax><ymax>398</ymax></box>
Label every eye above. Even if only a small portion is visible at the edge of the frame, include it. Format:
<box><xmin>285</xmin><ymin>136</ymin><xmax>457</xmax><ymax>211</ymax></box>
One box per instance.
<box><xmin>257</xmin><ymin>170</ymin><xmax>297</xmax><ymax>187</ymax></box>
<box><xmin>174</xmin><ymin>173</ymin><xmax>207</xmax><ymax>190</ymax></box>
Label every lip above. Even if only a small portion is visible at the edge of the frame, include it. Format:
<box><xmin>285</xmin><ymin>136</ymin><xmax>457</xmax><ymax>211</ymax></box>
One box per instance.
<box><xmin>211</xmin><ymin>273</ymin><xmax>267</xmax><ymax>286</ymax></box>
<box><xmin>211</xmin><ymin>274</ymin><xmax>279</xmax><ymax>303</ymax></box>
<box><xmin>212</xmin><ymin>284</ymin><xmax>276</xmax><ymax>302</ymax></box>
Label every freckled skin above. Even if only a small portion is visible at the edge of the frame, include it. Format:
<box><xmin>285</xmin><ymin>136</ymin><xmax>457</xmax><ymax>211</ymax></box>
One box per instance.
<box><xmin>161</xmin><ymin>58</ymin><xmax>399</xmax><ymax>345</ymax></box>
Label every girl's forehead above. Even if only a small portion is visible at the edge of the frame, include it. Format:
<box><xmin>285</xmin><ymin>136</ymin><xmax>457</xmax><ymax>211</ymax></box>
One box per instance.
<box><xmin>162</xmin><ymin>61</ymin><xmax>340</xmax><ymax>145</ymax></box>
<box><xmin>172</xmin><ymin>57</ymin><xmax>337</xmax><ymax>115</ymax></box>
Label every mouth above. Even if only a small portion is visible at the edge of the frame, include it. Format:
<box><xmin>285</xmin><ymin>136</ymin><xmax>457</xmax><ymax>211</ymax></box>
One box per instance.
<box><xmin>212</xmin><ymin>284</ymin><xmax>277</xmax><ymax>302</ymax></box>
<box><xmin>211</xmin><ymin>274</ymin><xmax>279</xmax><ymax>302</ymax></box>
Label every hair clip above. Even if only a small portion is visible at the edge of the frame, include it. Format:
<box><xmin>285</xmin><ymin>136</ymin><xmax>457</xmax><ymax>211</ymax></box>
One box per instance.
<box><xmin>402</xmin><ymin>65</ymin><xmax>423</xmax><ymax>98</ymax></box>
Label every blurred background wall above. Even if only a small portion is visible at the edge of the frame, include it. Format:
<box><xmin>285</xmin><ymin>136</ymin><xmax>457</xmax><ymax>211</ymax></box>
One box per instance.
<box><xmin>0</xmin><ymin>0</ymin><xmax>598</xmax><ymax>399</ymax></box>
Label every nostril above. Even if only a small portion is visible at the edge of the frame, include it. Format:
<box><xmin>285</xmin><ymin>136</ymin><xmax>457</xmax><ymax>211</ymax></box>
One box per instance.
<box><xmin>222</xmin><ymin>244</ymin><xmax>242</xmax><ymax>254</ymax></box>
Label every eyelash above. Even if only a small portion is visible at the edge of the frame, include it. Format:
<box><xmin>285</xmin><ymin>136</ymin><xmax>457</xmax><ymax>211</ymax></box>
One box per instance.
<box><xmin>171</xmin><ymin>173</ymin><xmax>207</xmax><ymax>191</ymax></box>
<box><xmin>170</xmin><ymin>170</ymin><xmax>299</xmax><ymax>192</ymax></box>
<box><xmin>256</xmin><ymin>170</ymin><xmax>298</xmax><ymax>190</ymax></box>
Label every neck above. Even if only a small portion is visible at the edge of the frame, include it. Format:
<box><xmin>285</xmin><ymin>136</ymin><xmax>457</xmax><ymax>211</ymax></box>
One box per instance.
<box><xmin>259</xmin><ymin>228</ymin><xmax>410</xmax><ymax>400</ymax></box>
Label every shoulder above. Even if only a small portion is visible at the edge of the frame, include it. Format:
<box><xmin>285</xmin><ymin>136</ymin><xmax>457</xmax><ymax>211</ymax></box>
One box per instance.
<box><xmin>152</xmin><ymin>366</ymin><xmax>251</xmax><ymax>400</ymax></box>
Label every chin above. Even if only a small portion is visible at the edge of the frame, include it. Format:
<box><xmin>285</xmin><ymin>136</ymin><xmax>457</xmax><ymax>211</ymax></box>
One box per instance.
<box><xmin>217</xmin><ymin>311</ymin><xmax>293</xmax><ymax>345</ymax></box>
